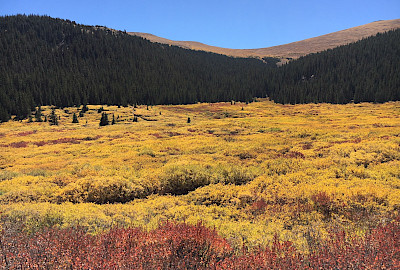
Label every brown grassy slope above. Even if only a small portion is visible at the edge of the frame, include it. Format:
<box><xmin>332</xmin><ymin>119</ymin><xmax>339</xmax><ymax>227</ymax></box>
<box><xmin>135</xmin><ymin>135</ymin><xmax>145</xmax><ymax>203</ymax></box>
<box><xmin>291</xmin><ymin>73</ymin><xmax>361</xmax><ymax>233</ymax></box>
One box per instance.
<box><xmin>129</xmin><ymin>19</ymin><xmax>400</xmax><ymax>59</ymax></box>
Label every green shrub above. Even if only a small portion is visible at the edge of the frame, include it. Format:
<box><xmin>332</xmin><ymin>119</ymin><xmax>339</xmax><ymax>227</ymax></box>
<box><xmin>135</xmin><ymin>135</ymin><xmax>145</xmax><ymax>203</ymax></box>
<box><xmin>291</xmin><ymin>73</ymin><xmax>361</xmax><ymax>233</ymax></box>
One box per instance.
<box><xmin>160</xmin><ymin>165</ymin><xmax>212</xmax><ymax>195</ymax></box>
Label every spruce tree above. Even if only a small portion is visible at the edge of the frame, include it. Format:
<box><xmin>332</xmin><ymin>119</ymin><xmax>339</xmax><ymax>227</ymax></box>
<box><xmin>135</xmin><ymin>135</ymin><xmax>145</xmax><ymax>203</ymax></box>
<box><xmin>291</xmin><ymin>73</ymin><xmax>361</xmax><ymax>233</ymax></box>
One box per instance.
<box><xmin>72</xmin><ymin>113</ymin><xmax>79</xmax><ymax>123</ymax></box>
<box><xmin>35</xmin><ymin>107</ymin><xmax>43</xmax><ymax>122</ymax></box>
<box><xmin>99</xmin><ymin>112</ymin><xmax>109</xmax><ymax>126</ymax></box>
<box><xmin>81</xmin><ymin>104</ymin><xmax>89</xmax><ymax>113</ymax></box>
<box><xmin>49</xmin><ymin>108</ymin><xmax>58</xmax><ymax>125</ymax></box>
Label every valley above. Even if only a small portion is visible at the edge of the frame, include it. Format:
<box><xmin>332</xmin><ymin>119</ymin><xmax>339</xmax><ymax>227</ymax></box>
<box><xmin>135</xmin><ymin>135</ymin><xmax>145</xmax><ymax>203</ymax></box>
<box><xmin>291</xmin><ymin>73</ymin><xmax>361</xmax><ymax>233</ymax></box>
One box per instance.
<box><xmin>1</xmin><ymin>101</ymin><xmax>399</xmax><ymax>255</ymax></box>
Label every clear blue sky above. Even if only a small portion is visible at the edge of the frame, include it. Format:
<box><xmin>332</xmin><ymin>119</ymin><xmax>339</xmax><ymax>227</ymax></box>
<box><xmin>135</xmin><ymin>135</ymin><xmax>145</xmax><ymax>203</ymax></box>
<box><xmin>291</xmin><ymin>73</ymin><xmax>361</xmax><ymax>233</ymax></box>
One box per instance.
<box><xmin>1</xmin><ymin>0</ymin><xmax>399</xmax><ymax>49</ymax></box>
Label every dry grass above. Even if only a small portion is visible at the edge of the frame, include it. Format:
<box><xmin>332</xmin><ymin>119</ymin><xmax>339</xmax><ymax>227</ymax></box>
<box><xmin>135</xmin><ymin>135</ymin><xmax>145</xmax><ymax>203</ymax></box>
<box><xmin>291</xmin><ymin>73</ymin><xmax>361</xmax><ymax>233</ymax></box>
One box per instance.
<box><xmin>130</xmin><ymin>19</ymin><xmax>400</xmax><ymax>61</ymax></box>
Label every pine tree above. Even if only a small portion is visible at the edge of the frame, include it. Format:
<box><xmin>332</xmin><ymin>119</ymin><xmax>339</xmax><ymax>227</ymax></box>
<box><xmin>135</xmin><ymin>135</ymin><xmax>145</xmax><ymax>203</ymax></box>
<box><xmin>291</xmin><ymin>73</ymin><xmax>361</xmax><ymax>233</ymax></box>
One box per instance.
<box><xmin>81</xmin><ymin>104</ymin><xmax>89</xmax><ymax>113</ymax></box>
<box><xmin>111</xmin><ymin>114</ymin><xmax>116</xmax><ymax>125</ymax></box>
<box><xmin>35</xmin><ymin>107</ymin><xmax>43</xmax><ymax>122</ymax></box>
<box><xmin>99</xmin><ymin>112</ymin><xmax>109</xmax><ymax>126</ymax></box>
<box><xmin>72</xmin><ymin>113</ymin><xmax>79</xmax><ymax>123</ymax></box>
<box><xmin>49</xmin><ymin>108</ymin><xmax>58</xmax><ymax>125</ymax></box>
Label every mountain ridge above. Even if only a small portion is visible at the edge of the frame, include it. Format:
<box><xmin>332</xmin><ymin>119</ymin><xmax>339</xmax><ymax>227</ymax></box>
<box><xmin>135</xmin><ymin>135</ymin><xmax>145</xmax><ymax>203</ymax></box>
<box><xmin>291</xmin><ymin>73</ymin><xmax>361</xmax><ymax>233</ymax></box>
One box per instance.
<box><xmin>129</xmin><ymin>19</ymin><xmax>400</xmax><ymax>60</ymax></box>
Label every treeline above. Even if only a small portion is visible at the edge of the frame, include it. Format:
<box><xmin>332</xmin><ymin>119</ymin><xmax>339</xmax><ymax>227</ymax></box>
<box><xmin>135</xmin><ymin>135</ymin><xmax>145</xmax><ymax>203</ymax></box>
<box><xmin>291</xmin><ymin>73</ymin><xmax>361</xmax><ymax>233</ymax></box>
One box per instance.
<box><xmin>266</xmin><ymin>29</ymin><xmax>400</xmax><ymax>104</ymax></box>
<box><xmin>0</xmin><ymin>15</ymin><xmax>271</xmax><ymax>122</ymax></box>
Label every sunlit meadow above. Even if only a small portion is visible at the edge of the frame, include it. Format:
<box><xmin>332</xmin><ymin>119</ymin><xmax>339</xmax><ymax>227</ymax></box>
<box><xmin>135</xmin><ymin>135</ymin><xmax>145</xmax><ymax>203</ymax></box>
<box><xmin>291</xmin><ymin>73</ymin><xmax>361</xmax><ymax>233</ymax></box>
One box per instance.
<box><xmin>0</xmin><ymin>100</ymin><xmax>399</xmax><ymax>268</ymax></box>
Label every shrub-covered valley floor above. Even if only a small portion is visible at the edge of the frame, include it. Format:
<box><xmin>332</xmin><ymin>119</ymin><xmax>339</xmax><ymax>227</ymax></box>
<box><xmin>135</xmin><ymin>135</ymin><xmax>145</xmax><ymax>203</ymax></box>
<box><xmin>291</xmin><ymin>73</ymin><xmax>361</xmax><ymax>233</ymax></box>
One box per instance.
<box><xmin>0</xmin><ymin>100</ymin><xmax>399</xmax><ymax>268</ymax></box>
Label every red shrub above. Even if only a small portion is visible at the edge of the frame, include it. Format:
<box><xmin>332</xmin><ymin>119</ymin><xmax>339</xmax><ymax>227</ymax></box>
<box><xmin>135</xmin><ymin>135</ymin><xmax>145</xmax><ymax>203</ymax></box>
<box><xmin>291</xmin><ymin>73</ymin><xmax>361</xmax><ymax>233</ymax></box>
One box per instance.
<box><xmin>284</xmin><ymin>151</ymin><xmax>305</xmax><ymax>159</ymax></box>
<box><xmin>50</xmin><ymin>138</ymin><xmax>80</xmax><ymax>144</ymax></box>
<box><xmin>33</xmin><ymin>141</ymin><xmax>48</xmax><ymax>147</ymax></box>
<box><xmin>311</xmin><ymin>191</ymin><xmax>333</xmax><ymax>218</ymax></box>
<box><xmin>307</xmin><ymin>218</ymin><xmax>400</xmax><ymax>269</ymax></box>
<box><xmin>216</xmin><ymin>235</ymin><xmax>304</xmax><ymax>270</ymax></box>
<box><xmin>33</xmin><ymin>138</ymin><xmax>82</xmax><ymax>147</ymax></box>
<box><xmin>16</xmin><ymin>131</ymin><xmax>36</xmax><ymax>136</ymax></box>
<box><xmin>8</xmin><ymin>141</ymin><xmax>29</xmax><ymax>148</ymax></box>
<box><xmin>151</xmin><ymin>133</ymin><xmax>163</xmax><ymax>138</ymax></box>
<box><xmin>0</xmin><ymin>219</ymin><xmax>399</xmax><ymax>269</ymax></box>
<box><xmin>0</xmin><ymin>222</ymin><xmax>232</xmax><ymax>270</ymax></box>
<box><xmin>251</xmin><ymin>198</ymin><xmax>268</xmax><ymax>215</ymax></box>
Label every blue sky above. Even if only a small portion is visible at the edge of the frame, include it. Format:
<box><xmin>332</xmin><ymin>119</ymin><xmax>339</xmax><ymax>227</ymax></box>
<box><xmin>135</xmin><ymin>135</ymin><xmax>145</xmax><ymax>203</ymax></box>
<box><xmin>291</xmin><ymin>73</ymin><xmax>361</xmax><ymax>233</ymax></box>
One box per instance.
<box><xmin>1</xmin><ymin>0</ymin><xmax>399</xmax><ymax>49</ymax></box>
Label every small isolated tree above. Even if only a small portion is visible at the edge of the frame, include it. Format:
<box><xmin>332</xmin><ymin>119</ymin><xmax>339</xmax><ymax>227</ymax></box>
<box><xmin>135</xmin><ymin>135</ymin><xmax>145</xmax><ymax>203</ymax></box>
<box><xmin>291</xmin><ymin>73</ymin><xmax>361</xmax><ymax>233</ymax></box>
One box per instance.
<box><xmin>49</xmin><ymin>107</ymin><xmax>58</xmax><ymax>125</ymax></box>
<box><xmin>72</xmin><ymin>113</ymin><xmax>79</xmax><ymax>123</ymax></box>
<box><xmin>35</xmin><ymin>107</ymin><xmax>43</xmax><ymax>122</ymax></box>
<box><xmin>81</xmin><ymin>104</ymin><xmax>89</xmax><ymax>113</ymax></box>
<box><xmin>187</xmin><ymin>117</ymin><xmax>191</xmax><ymax>123</ymax></box>
<box><xmin>133</xmin><ymin>115</ymin><xmax>138</xmax><ymax>122</ymax></box>
<box><xmin>111</xmin><ymin>114</ymin><xmax>116</xmax><ymax>125</ymax></box>
<box><xmin>99</xmin><ymin>112</ymin><xmax>109</xmax><ymax>126</ymax></box>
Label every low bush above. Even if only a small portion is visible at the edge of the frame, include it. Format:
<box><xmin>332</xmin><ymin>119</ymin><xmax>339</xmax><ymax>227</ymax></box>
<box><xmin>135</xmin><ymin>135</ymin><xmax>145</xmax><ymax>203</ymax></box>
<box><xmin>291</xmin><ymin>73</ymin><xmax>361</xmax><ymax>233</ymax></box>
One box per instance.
<box><xmin>0</xmin><ymin>218</ymin><xmax>398</xmax><ymax>269</ymax></box>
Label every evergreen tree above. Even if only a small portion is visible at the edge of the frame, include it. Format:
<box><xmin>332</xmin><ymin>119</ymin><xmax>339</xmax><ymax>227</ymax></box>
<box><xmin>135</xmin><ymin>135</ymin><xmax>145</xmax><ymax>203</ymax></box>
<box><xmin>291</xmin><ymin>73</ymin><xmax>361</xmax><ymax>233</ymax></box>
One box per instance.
<box><xmin>49</xmin><ymin>108</ymin><xmax>58</xmax><ymax>125</ymax></box>
<box><xmin>81</xmin><ymin>104</ymin><xmax>89</xmax><ymax>113</ymax></box>
<box><xmin>72</xmin><ymin>113</ymin><xmax>79</xmax><ymax>123</ymax></box>
<box><xmin>0</xmin><ymin>105</ymin><xmax>10</xmax><ymax>123</ymax></box>
<box><xmin>35</xmin><ymin>107</ymin><xmax>43</xmax><ymax>122</ymax></box>
<box><xmin>99</xmin><ymin>112</ymin><xmax>109</xmax><ymax>126</ymax></box>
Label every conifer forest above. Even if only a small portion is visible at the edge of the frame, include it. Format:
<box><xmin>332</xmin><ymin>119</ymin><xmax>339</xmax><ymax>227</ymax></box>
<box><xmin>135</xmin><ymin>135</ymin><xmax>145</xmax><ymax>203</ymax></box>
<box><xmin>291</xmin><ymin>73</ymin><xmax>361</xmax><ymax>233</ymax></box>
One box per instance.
<box><xmin>0</xmin><ymin>15</ymin><xmax>399</xmax><ymax>269</ymax></box>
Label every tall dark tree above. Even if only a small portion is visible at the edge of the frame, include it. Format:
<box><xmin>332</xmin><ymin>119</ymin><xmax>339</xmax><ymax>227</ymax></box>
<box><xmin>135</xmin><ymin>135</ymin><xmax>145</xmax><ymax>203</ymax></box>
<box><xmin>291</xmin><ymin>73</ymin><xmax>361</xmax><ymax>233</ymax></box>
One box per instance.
<box><xmin>99</xmin><ymin>112</ymin><xmax>109</xmax><ymax>126</ymax></box>
<box><xmin>35</xmin><ymin>107</ymin><xmax>43</xmax><ymax>122</ymax></box>
<box><xmin>72</xmin><ymin>113</ymin><xmax>79</xmax><ymax>123</ymax></box>
<box><xmin>49</xmin><ymin>108</ymin><xmax>58</xmax><ymax>125</ymax></box>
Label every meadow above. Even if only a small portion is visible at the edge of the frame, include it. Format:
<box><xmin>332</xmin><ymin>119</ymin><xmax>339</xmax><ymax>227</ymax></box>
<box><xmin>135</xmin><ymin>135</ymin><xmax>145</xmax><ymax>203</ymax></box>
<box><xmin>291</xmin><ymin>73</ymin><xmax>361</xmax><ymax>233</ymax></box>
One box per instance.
<box><xmin>0</xmin><ymin>100</ymin><xmax>399</xmax><ymax>268</ymax></box>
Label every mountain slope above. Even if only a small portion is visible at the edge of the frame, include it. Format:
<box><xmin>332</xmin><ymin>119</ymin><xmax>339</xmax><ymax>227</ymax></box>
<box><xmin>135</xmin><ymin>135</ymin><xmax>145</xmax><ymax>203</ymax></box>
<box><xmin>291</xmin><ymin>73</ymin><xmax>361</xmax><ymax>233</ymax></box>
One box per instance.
<box><xmin>130</xmin><ymin>19</ymin><xmax>400</xmax><ymax>59</ymax></box>
<box><xmin>0</xmin><ymin>15</ymin><xmax>399</xmax><ymax>123</ymax></box>
<box><xmin>266</xmin><ymin>29</ymin><xmax>400</xmax><ymax>104</ymax></box>
<box><xmin>0</xmin><ymin>15</ymin><xmax>270</xmax><ymax>122</ymax></box>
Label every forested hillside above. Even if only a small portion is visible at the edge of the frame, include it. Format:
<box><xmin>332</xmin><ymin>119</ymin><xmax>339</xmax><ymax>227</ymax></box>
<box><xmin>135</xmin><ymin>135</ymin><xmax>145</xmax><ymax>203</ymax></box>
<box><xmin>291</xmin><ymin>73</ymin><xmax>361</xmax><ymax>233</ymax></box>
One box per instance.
<box><xmin>0</xmin><ymin>15</ymin><xmax>271</xmax><ymax>122</ymax></box>
<box><xmin>267</xmin><ymin>29</ymin><xmax>400</xmax><ymax>104</ymax></box>
<box><xmin>0</xmin><ymin>15</ymin><xmax>399</xmax><ymax>123</ymax></box>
